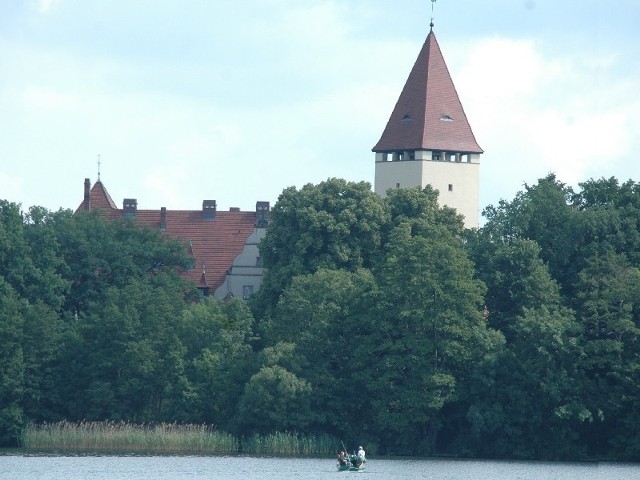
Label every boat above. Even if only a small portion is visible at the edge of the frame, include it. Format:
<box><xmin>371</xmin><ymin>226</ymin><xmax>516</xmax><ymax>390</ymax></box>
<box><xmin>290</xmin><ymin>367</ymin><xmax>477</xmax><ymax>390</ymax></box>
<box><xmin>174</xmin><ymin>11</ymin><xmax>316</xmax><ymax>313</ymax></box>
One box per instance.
<box><xmin>337</xmin><ymin>454</ymin><xmax>365</xmax><ymax>472</ymax></box>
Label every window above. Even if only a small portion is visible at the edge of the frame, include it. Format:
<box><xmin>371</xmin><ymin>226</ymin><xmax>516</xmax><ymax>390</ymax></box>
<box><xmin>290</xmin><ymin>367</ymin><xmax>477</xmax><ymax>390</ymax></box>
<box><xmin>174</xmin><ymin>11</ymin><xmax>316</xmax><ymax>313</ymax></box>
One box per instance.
<box><xmin>243</xmin><ymin>285</ymin><xmax>254</xmax><ymax>300</ymax></box>
<box><xmin>440</xmin><ymin>115</ymin><xmax>453</xmax><ymax>122</ymax></box>
<box><xmin>396</xmin><ymin>183</ymin><xmax>400</xmax><ymax>189</ymax></box>
<box><xmin>256</xmin><ymin>256</ymin><xmax>263</xmax><ymax>267</ymax></box>
<box><xmin>448</xmin><ymin>184</ymin><xmax>453</xmax><ymax>192</ymax></box>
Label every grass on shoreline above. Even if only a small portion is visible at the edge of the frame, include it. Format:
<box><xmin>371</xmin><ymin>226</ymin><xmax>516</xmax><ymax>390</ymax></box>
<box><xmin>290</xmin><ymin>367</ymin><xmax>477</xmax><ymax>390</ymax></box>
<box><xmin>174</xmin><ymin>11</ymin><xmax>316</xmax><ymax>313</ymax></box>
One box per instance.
<box><xmin>21</xmin><ymin>421</ymin><xmax>339</xmax><ymax>456</ymax></box>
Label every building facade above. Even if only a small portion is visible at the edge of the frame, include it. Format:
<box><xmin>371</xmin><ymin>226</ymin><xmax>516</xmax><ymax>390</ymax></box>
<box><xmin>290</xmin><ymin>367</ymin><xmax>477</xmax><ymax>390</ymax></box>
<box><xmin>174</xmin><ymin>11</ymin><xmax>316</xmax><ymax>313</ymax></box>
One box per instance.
<box><xmin>77</xmin><ymin>178</ymin><xmax>269</xmax><ymax>299</ymax></box>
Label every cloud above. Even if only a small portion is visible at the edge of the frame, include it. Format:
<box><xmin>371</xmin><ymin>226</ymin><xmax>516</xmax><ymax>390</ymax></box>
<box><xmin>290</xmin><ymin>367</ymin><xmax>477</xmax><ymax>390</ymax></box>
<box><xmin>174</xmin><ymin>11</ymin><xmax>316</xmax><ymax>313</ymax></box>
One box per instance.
<box><xmin>450</xmin><ymin>36</ymin><xmax>640</xmax><ymax>206</ymax></box>
<box><xmin>35</xmin><ymin>0</ymin><xmax>59</xmax><ymax>14</ymax></box>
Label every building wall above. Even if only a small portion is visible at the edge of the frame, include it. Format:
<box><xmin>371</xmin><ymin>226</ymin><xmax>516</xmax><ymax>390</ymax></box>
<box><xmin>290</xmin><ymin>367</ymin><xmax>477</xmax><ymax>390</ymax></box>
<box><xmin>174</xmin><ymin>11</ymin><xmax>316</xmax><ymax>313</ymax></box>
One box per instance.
<box><xmin>214</xmin><ymin>227</ymin><xmax>267</xmax><ymax>299</ymax></box>
<box><xmin>375</xmin><ymin>152</ymin><xmax>480</xmax><ymax>228</ymax></box>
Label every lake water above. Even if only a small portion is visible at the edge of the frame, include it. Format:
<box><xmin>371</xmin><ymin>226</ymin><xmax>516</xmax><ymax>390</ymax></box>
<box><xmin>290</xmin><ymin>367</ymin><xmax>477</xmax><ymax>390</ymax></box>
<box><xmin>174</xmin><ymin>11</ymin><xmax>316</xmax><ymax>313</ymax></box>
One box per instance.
<box><xmin>1</xmin><ymin>454</ymin><xmax>638</xmax><ymax>480</ymax></box>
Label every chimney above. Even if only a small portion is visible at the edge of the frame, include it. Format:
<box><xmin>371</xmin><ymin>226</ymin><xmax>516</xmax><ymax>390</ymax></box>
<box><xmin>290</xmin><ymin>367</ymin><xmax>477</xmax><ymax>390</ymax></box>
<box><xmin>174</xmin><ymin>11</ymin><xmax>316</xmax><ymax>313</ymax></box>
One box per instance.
<box><xmin>83</xmin><ymin>178</ymin><xmax>91</xmax><ymax>211</ymax></box>
<box><xmin>123</xmin><ymin>198</ymin><xmax>137</xmax><ymax>218</ymax></box>
<box><xmin>202</xmin><ymin>200</ymin><xmax>216</xmax><ymax>220</ymax></box>
<box><xmin>160</xmin><ymin>207</ymin><xmax>167</xmax><ymax>230</ymax></box>
<box><xmin>256</xmin><ymin>201</ymin><xmax>270</xmax><ymax>228</ymax></box>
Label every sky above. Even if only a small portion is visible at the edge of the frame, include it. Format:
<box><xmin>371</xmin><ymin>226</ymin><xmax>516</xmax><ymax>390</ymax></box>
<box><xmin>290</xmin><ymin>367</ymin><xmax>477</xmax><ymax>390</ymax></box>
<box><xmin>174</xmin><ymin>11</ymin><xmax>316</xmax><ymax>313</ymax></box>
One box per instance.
<box><xmin>1</xmin><ymin>0</ymin><xmax>639</xmax><ymax>221</ymax></box>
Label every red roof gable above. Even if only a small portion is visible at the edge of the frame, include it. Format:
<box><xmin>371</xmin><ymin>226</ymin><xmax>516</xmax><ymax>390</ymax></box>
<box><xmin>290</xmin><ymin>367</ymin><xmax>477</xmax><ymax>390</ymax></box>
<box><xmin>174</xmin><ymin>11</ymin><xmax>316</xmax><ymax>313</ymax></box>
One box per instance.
<box><xmin>76</xmin><ymin>180</ymin><xmax>258</xmax><ymax>292</ymax></box>
<box><xmin>373</xmin><ymin>30</ymin><xmax>483</xmax><ymax>154</ymax></box>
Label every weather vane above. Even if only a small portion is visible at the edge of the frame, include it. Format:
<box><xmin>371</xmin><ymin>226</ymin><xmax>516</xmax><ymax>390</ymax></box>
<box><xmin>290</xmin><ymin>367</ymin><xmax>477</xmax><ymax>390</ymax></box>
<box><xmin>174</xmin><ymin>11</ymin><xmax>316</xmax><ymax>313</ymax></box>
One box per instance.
<box><xmin>430</xmin><ymin>0</ymin><xmax>437</xmax><ymax>30</ymax></box>
<box><xmin>97</xmin><ymin>154</ymin><xmax>101</xmax><ymax>181</ymax></box>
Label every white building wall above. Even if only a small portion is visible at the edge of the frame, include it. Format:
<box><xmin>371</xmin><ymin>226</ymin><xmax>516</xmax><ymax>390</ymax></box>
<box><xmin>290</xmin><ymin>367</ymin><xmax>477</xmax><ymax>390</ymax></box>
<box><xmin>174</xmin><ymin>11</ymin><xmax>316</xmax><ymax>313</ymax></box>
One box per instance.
<box><xmin>375</xmin><ymin>155</ymin><xmax>480</xmax><ymax>229</ymax></box>
<box><xmin>214</xmin><ymin>227</ymin><xmax>267</xmax><ymax>300</ymax></box>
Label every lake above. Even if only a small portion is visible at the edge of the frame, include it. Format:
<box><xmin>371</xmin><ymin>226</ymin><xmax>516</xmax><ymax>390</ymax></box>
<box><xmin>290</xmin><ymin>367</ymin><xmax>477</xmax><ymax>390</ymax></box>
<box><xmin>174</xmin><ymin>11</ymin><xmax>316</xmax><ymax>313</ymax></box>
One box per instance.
<box><xmin>1</xmin><ymin>453</ymin><xmax>638</xmax><ymax>480</ymax></box>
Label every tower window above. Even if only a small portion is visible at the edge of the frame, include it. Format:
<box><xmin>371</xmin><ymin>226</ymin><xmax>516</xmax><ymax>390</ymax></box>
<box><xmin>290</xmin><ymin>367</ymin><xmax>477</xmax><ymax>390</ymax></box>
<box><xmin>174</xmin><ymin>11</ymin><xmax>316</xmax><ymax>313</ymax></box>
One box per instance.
<box><xmin>448</xmin><ymin>184</ymin><xmax>453</xmax><ymax>192</ymax></box>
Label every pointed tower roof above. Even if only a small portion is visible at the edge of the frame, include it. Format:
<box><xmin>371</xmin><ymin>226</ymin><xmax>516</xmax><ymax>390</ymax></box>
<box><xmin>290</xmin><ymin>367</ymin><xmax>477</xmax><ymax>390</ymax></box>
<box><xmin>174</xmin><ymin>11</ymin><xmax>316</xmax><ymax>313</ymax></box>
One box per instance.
<box><xmin>373</xmin><ymin>29</ymin><xmax>483</xmax><ymax>154</ymax></box>
<box><xmin>75</xmin><ymin>180</ymin><xmax>119</xmax><ymax>218</ymax></box>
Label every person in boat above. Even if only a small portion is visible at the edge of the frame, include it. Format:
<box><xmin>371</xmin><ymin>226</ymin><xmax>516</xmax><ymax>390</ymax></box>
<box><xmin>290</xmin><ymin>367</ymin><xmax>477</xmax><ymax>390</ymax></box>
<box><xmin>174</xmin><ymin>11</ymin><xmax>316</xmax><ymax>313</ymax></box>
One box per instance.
<box><xmin>337</xmin><ymin>450</ymin><xmax>347</xmax><ymax>466</ymax></box>
<box><xmin>355</xmin><ymin>446</ymin><xmax>366</xmax><ymax>466</ymax></box>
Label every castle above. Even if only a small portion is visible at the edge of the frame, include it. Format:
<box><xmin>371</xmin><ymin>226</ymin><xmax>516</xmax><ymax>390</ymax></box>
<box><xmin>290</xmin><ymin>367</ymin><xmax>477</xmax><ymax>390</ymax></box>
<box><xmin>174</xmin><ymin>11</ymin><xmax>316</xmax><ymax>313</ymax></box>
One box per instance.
<box><xmin>77</xmin><ymin>21</ymin><xmax>481</xmax><ymax>297</ymax></box>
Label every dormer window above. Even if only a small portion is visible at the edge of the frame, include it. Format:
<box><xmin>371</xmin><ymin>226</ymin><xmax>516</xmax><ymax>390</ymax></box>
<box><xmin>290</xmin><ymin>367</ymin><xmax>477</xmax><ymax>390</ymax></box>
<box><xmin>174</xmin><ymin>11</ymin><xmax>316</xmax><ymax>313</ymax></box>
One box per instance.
<box><xmin>401</xmin><ymin>114</ymin><xmax>412</xmax><ymax>122</ymax></box>
<box><xmin>440</xmin><ymin>115</ymin><xmax>453</xmax><ymax>122</ymax></box>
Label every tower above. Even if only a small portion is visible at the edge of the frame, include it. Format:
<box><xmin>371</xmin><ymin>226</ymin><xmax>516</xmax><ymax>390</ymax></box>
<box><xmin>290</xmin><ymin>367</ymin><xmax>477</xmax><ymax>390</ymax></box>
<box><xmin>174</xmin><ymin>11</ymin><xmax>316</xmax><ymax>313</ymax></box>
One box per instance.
<box><xmin>372</xmin><ymin>22</ymin><xmax>483</xmax><ymax>228</ymax></box>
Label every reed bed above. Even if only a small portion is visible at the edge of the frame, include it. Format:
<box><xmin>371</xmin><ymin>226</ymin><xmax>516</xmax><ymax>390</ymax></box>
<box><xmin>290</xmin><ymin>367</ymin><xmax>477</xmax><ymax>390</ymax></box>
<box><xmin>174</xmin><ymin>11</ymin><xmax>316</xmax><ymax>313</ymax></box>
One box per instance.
<box><xmin>242</xmin><ymin>431</ymin><xmax>339</xmax><ymax>455</ymax></box>
<box><xmin>21</xmin><ymin>421</ymin><xmax>239</xmax><ymax>454</ymax></box>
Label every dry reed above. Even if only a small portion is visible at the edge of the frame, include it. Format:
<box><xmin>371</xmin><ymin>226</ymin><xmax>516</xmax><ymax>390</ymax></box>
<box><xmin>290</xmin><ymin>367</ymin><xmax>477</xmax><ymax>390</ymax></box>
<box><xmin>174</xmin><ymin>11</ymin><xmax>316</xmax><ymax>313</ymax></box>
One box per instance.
<box><xmin>21</xmin><ymin>421</ymin><xmax>239</xmax><ymax>454</ymax></box>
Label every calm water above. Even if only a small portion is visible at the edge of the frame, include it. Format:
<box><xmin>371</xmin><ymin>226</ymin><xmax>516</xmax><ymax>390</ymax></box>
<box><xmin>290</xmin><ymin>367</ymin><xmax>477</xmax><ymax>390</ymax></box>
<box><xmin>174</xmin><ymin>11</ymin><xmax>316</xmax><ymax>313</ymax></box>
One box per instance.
<box><xmin>1</xmin><ymin>454</ymin><xmax>638</xmax><ymax>480</ymax></box>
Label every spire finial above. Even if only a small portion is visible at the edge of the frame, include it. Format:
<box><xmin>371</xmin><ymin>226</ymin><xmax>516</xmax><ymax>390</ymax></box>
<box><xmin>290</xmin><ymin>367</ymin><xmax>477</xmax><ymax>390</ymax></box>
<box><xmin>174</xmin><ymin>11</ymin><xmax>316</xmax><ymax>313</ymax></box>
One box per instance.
<box><xmin>97</xmin><ymin>154</ymin><xmax>101</xmax><ymax>181</ymax></box>
<box><xmin>430</xmin><ymin>0</ymin><xmax>436</xmax><ymax>31</ymax></box>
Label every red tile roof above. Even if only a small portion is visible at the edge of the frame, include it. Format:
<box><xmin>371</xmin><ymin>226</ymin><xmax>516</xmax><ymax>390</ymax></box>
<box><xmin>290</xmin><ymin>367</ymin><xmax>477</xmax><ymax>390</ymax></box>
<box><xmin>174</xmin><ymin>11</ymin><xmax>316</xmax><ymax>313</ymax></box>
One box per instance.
<box><xmin>373</xmin><ymin>30</ymin><xmax>483</xmax><ymax>154</ymax></box>
<box><xmin>76</xmin><ymin>180</ymin><xmax>258</xmax><ymax>291</ymax></box>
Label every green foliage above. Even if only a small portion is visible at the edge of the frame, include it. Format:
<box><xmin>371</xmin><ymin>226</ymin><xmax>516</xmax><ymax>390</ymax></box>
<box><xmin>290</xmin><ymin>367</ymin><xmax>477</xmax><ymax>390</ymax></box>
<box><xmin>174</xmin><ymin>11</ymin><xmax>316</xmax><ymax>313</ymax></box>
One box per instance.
<box><xmin>267</xmin><ymin>269</ymin><xmax>377</xmax><ymax>438</ymax></box>
<box><xmin>256</xmin><ymin>178</ymin><xmax>389</xmax><ymax>316</ymax></box>
<box><xmin>0</xmin><ymin>279</ymin><xmax>24</xmax><ymax>445</ymax></box>
<box><xmin>3</xmin><ymin>174</ymin><xmax>640</xmax><ymax>460</ymax></box>
<box><xmin>362</xmin><ymin>219</ymin><xmax>500</xmax><ymax>455</ymax></box>
<box><xmin>179</xmin><ymin>297</ymin><xmax>257</xmax><ymax>428</ymax></box>
<box><xmin>463</xmin><ymin>306</ymin><xmax>585</xmax><ymax>459</ymax></box>
<box><xmin>237</xmin><ymin>362</ymin><xmax>312</xmax><ymax>435</ymax></box>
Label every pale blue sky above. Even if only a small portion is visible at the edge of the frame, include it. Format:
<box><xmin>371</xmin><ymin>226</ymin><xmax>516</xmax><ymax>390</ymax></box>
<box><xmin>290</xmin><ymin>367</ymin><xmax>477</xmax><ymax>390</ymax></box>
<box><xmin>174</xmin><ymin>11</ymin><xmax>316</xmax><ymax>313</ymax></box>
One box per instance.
<box><xmin>1</xmin><ymin>0</ymin><xmax>639</xmax><ymax>219</ymax></box>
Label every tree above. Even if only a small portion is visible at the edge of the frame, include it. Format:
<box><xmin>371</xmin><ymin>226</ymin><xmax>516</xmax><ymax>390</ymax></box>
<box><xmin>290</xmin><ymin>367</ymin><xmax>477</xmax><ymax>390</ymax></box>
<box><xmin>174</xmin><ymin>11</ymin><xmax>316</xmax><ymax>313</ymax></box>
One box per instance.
<box><xmin>51</xmin><ymin>210</ymin><xmax>194</xmax><ymax>316</ymax></box>
<box><xmin>179</xmin><ymin>297</ymin><xmax>256</xmax><ymax>428</ymax></box>
<box><xmin>267</xmin><ymin>268</ymin><xmax>377</xmax><ymax>438</ymax></box>
<box><xmin>256</xmin><ymin>178</ymin><xmax>389</xmax><ymax>317</ymax></box>
<box><xmin>235</xmin><ymin>343</ymin><xmax>312</xmax><ymax>435</ymax></box>
<box><xmin>463</xmin><ymin>305</ymin><xmax>585</xmax><ymax>460</ymax></box>
<box><xmin>0</xmin><ymin>279</ymin><xmax>24</xmax><ymax>445</ymax></box>
<box><xmin>67</xmin><ymin>274</ymin><xmax>196</xmax><ymax>422</ymax></box>
<box><xmin>21</xmin><ymin>301</ymin><xmax>65</xmax><ymax>423</ymax></box>
<box><xmin>468</xmin><ymin>237</ymin><xmax>563</xmax><ymax>340</ymax></box>
<box><xmin>482</xmin><ymin>174</ymin><xmax>580</xmax><ymax>291</ymax></box>
<box><xmin>361</xmin><ymin>219</ymin><xmax>499</xmax><ymax>455</ymax></box>
<box><xmin>572</xmin><ymin>252</ymin><xmax>640</xmax><ymax>458</ymax></box>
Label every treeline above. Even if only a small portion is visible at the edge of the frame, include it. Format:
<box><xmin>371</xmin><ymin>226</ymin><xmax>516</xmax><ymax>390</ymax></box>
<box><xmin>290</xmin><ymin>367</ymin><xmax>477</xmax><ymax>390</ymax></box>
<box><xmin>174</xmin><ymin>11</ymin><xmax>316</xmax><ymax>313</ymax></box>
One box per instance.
<box><xmin>1</xmin><ymin>174</ymin><xmax>639</xmax><ymax>461</ymax></box>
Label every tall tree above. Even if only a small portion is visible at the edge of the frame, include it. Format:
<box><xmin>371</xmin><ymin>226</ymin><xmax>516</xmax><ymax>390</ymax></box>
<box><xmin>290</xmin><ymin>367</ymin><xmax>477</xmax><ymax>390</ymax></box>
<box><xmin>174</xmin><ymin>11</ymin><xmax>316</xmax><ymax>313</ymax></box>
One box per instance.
<box><xmin>0</xmin><ymin>279</ymin><xmax>24</xmax><ymax>445</ymax></box>
<box><xmin>235</xmin><ymin>343</ymin><xmax>312</xmax><ymax>435</ymax></box>
<box><xmin>482</xmin><ymin>174</ymin><xmax>580</xmax><ymax>290</ymax></box>
<box><xmin>51</xmin><ymin>210</ymin><xmax>193</xmax><ymax>316</ymax></box>
<box><xmin>256</xmin><ymin>178</ymin><xmax>389</xmax><ymax>316</ymax></box>
<box><xmin>179</xmin><ymin>297</ymin><xmax>256</xmax><ymax>428</ymax></box>
<box><xmin>572</xmin><ymin>252</ymin><xmax>640</xmax><ymax>458</ymax></box>
<box><xmin>267</xmin><ymin>268</ymin><xmax>377</xmax><ymax>439</ymax></box>
<box><xmin>362</xmin><ymin>219</ymin><xmax>499</xmax><ymax>455</ymax></box>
